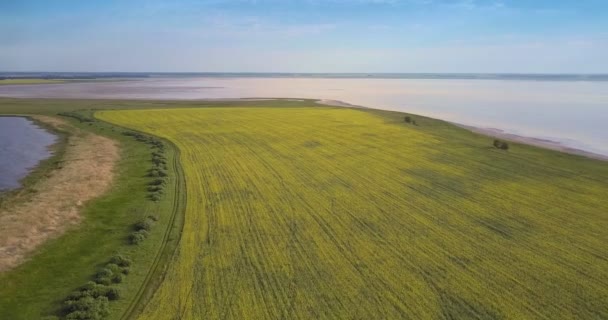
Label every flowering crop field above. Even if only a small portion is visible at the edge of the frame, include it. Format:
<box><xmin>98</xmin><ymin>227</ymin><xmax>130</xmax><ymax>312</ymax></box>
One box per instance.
<box><xmin>97</xmin><ymin>105</ymin><xmax>608</xmax><ymax>319</ymax></box>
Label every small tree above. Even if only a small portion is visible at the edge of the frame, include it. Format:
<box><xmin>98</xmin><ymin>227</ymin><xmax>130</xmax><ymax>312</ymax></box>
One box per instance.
<box><xmin>493</xmin><ymin>139</ymin><xmax>501</xmax><ymax>148</ymax></box>
<box><xmin>493</xmin><ymin>139</ymin><xmax>509</xmax><ymax>150</ymax></box>
<box><xmin>404</xmin><ymin>116</ymin><xmax>412</xmax><ymax>123</ymax></box>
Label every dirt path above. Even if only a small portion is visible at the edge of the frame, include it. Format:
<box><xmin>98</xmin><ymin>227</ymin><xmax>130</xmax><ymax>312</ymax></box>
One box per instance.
<box><xmin>0</xmin><ymin>116</ymin><xmax>120</xmax><ymax>272</ymax></box>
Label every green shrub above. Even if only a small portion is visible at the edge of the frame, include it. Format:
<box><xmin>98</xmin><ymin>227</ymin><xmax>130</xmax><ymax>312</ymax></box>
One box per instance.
<box><xmin>105</xmin><ymin>287</ymin><xmax>121</xmax><ymax>300</ymax></box>
<box><xmin>112</xmin><ymin>273</ymin><xmax>123</xmax><ymax>284</ymax></box>
<box><xmin>134</xmin><ymin>220</ymin><xmax>153</xmax><ymax>231</ymax></box>
<box><xmin>110</xmin><ymin>255</ymin><xmax>131</xmax><ymax>267</ymax></box>
<box><xmin>493</xmin><ymin>139</ymin><xmax>510</xmax><ymax>150</ymax></box>
<box><xmin>94</xmin><ymin>269</ymin><xmax>114</xmax><ymax>286</ymax></box>
<box><xmin>121</xmin><ymin>266</ymin><xmax>131</xmax><ymax>275</ymax></box>
<box><xmin>67</xmin><ymin>290</ymin><xmax>91</xmax><ymax>301</ymax></box>
<box><xmin>80</xmin><ymin>281</ymin><xmax>98</xmax><ymax>291</ymax></box>
<box><xmin>148</xmin><ymin>186</ymin><xmax>163</xmax><ymax>192</ymax></box>
<box><xmin>129</xmin><ymin>230</ymin><xmax>148</xmax><ymax>245</ymax></box>
<box><xmin>64</xmin><ymin>295</ymin><xmax>106</xmax><ymax>312</ymax></box>
<box><xmin>64</xmin><ymin>296</ymin><xmax>109</xmax><ymax>320</ymax></box>
<box><xmin>95</xmin><ymin>277</ymin><xmax>112</xmax><ymax>286</ymax></box>
<box><xmin>147</xmin><ymin>169</ymin><xmax>168</xmax><ymax>178</ymax></box>
<box><xmin>95</xmin><ymin>268</ymin><xmax>113</xmax><ymax>279</ymax></box>
<box><xmin>105</xmin><ymin>263</ymin><xmax>121</xmax><ymax>274</ymax></box>
<box><xmin>147</xmin><ymin>214</ymin><xmax>159</xmax><ymax>221</ymax></box>
<box><xmin>404</xmin><ymin>116</ymin><xmax>412</xmax><ymax>123</ymax></box>
<box><xmin>149</xmin><ymin>178</ymin><xmax>166</xmax><ymax>186</ymax></box>
<box><xmin>149</xmin><ymin>194</ymin><xmax>161</xmax><ymax>201</ymax></box>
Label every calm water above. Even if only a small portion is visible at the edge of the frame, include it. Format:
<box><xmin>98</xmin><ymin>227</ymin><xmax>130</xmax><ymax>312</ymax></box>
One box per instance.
<box><xmin>0</xmin><ymin>117</ymin><xmax>56</xmax><ymax>192</ymax></box>
<box><xmin>1</xmin><ymin>76</ymin><xmax>607</xmax><ymax>155</ymax></box>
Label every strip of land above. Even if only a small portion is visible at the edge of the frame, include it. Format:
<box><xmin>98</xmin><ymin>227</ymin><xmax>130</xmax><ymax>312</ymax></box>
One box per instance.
<box><xmin>0</xmin><ymin>79</ymin><xmax>66</xmax><ymax>85</ymax></box>
<box><xmin>0</xmin><ymin>116</ymin><xmax>119</xmax><ymax>271</ymax></box>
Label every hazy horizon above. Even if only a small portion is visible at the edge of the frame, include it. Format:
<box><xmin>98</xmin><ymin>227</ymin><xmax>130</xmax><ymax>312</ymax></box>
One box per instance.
<box><xmin>2</xmin><ymin>0</ymin><xmax>608</xmax><ymax>73</ymax></box>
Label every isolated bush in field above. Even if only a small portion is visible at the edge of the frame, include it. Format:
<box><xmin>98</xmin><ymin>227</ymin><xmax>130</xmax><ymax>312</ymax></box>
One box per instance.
<box><xmin>493</xmin><ymin>139</ymin><xmax>510</xmax><ymax>150</ymax></box>
<box><xmin>134</xmin><ymin>219</ymin><xmax>153</xmax><ymax>231</ymax></box>
<box><xmin>147</xmin><ymin>214</ymin><xmax>159</xmax><ymax>221</ymax></box>
<box><xmin>110</xmin><ymin>254</ymin><xmax>132</xmax><ymax>267</ymax></box>
<box><xmin>404</xmin><ymin>116</ymin><xmax>412</xmax><ymax>123</ymax></box>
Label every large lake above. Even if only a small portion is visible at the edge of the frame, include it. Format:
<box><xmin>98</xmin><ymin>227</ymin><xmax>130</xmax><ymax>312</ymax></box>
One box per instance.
<box><xmin>1</xmin><ymin>77</ymin><xmax>607</xmax><ymax>155</ymax></box>
<box><xmin>0</xmin><ymin>117</ymin><xmax>56</xmax><ymax>192</ymax></box>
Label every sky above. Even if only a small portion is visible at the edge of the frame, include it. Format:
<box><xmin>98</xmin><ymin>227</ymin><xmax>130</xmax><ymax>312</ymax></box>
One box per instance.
<box><xmin>1</xmin><ymin>0</ymin><xmax>607</xmax><ymax>73</ymax></box>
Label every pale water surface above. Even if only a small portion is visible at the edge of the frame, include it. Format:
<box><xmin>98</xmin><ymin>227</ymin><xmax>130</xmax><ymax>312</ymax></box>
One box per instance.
<box><xmin>0</xmin><ymin>117</ymin><xmax>56</xmax><ymax>191</ymax></box>
<box><xmin>0</xmin><ymin>77</ymin><xmax>606</xmax><ymax>155</ymax></box>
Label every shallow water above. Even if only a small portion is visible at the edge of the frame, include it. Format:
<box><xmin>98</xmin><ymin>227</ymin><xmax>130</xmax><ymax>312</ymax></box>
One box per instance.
<box><xmin>0</xmin><ymin>117</ymin><xmax>56</xmax><ymax>191</ymax></box>
<box><xmin>1</xmin><ymin>77</ymin><xmax>607</xmax><ymax>155</ymax></box>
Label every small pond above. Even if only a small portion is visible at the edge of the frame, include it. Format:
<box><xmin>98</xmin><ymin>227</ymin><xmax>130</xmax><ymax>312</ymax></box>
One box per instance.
<box><xmin>0</xmin><ymin>117</ymin><xmax>57</xmax><ymax>192</ymax></box>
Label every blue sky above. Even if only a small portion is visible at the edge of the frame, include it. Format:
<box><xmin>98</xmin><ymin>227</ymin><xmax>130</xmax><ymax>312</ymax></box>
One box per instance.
<box><xmin>1</xmin><ymin>0</ymin><xmax>607</xmax><ymax>73</ymax></box>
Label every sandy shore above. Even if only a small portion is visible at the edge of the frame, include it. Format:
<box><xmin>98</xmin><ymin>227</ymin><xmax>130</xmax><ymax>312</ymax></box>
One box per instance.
<box><xmin>0</xmin><ymin>116</ymin><xmax>120</xmax><ymax>271</ymax></box>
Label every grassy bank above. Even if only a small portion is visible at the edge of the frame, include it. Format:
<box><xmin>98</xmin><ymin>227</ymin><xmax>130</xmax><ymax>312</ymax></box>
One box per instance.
<box><xmin>0</xmin><ymin>107</ymin><xmax>183</xmax><ymax>319</ymax></box>
<box><xmin>98</xmin><ymin>106</ymin><xmax>608</xmax><ymax>319</ymax></box>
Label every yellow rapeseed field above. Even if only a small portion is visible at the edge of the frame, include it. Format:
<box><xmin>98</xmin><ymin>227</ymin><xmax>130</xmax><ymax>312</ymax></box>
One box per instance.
<box><xmin>98</xmin><ymin>106</ymin><xmax>608</xmax><ymax>319</ymax></box>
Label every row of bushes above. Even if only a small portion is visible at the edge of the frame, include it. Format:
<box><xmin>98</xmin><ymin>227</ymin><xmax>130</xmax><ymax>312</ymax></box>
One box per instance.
<box><xmin>122</xmin><ymin>131</ymin><xmax>163</xmax><ymax>149</ymax></box>
<box><xmin>58</xmin><ymin>112</ymin><xmax>95</xmax><ymax>123</ymax></box>
<box><xmin>129</xmin><ymin>216</ymin><xmax>157</xmax><ymax>245</ymax></box>
<box><xmin>122</xmin><ymin>131</ymin><xmax>169</xmax><ymax>202</ymax></box>
<box><xmin>53</xmin><ymin>255</ymin><xmax>132</xmax><ymax>320</ymax></box>
<box><xmin>148</xmin><ymin>141</ymin><xmax>168</xmax><ymax>202</ymax></box>
<box><xmin>47</xmin><ymin>129</ymin><xmax>166</xmax><ymax>319</ymax></box>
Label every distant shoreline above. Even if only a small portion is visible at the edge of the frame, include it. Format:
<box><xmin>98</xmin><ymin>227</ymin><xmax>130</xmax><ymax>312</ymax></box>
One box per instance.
<box><xmin>2</xmin><ymin>72</ymin><xmax>608</xmax><ymax>82</ymax></box>
<box><xmin>316</xmin><ymin>99</ymin><xmax>608</xmax><ymax>161</ymax></box>
<box><xmin>453</xmin><ymin>124</ymin><xmax>608</xmax><ymax>161</ymax></box>
<box><xmin>0</xmin><ymin>91</ymin><xmax>605</xmax><ymax>162</ymax></box>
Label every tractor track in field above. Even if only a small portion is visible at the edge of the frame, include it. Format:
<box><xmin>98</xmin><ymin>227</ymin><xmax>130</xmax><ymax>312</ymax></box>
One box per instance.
<box><xmin>118</xmin><ymin>135</ymin><xmax>187</xmax><ymax>320</ymax></box>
